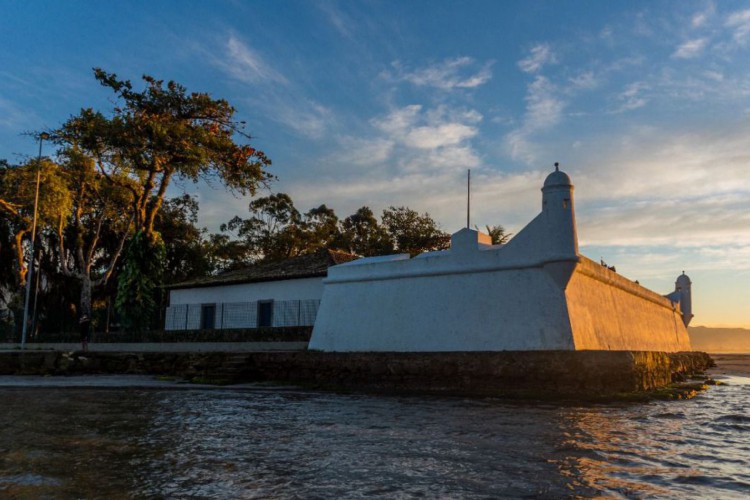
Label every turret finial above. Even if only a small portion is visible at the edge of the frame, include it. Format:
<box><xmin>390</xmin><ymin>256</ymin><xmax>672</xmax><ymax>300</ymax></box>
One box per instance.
<box><xmin>554</xmin><ymin>162</ymin><xmax>559</xmax><ymax>172</ymax></box>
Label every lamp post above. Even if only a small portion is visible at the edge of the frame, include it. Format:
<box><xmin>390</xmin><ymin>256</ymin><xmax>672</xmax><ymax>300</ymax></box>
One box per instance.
<box><xmin>20</xmin><ymin>132</ymin><xmax>48</xmax><ymax>349</ymax></box>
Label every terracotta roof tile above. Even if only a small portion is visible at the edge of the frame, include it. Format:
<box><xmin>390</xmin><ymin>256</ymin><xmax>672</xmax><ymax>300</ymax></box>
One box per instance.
<box><xmin>167</xmin><ymin>248</ymin><xmax>358</xmax><ymax>289</ymax></box>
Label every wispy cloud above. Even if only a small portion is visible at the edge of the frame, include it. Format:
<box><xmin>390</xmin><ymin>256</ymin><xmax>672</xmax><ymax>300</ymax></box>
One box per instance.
<box><xmin>273</xmin><ymin>99</ymin><xmax>333</xmax><ymax>139</ymax></box>
<box><xmin>505</xmin><ymin>76</ymin><xmax>564</xmax><ymax>163</ymax></box>
<box><xmin>570</xmin><ymin>123</ymin><xmax>750</xmax><ymax>261</ymax></box>
<box><xmin>282</xmin><ymin>103</ymin><xmax>486</xmax><ymax>222</ymax></box>
<box><xmin>726</xmin><ymin>9</ymin><xmax>750</xmax><ymax>44</ymax></box>
<box><xmin>370</xmin><ymin>104</ymin><xmax>481</xmax><ymax>162</ymax></box>
<box><xmin>672</xmin><ymin>38</ymin><xmax>709</xmax><ymax>59</ymax></box>
<box><xmin>386</xmin><ymin>57</ymin><xmax>493</xmax><ymax>90</ymax></box>
<box><xmin>222</xmin><ymin>35</ymin><xmax>288</xmax><ymax>85</ymax></box>
<box><xmin>692</xmin><ymin>3</ymin><xmax>715</xmax><ymax>28</ymax></box>
<box><xmin>568</xmin><ymin>71</ymin><xmax>599</xmax><ymax>90</ymax></box>
<box><xmin>517</xmin><ymin>43</ymin><xmax>555</xmax><ymax>73</ymax></box>
<box><xmin>207</xmin><ymin>34</ymin><xmax>334</xmax><ymax>139</ymax></box>
<box><xmin>0</xmin><ymin>96</ymin><xmax>37</xmax><ymax>132</ymax></box>
<box><xmin>317</xmin><ymin>2</ymin><xmax>355</xmax><ymax>39</ymax></box>
<box><xmin>611</xmin><ymin>82</ymin><xmax>648</xmax><ymax>113</ymax></box>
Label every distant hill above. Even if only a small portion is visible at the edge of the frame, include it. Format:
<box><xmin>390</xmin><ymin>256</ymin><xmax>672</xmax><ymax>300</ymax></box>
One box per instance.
<box><xmin>689</xmin><ymin>326</ymin><xmax>750</xmax><ymax>353</ymax></box>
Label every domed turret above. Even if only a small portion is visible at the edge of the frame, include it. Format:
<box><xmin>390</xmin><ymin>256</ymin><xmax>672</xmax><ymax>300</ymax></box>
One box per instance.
<box><xmin>540</xmin><ymin>163</ymin><xmax>578</xmax><ymax>256</ymax></box>
<box><xmin>543</xmin><ymin>168</ymin><xmax>572</xmax><ymax>188</ymax></box>
<box><xmin>674</xmin><ymin>271</ymin><xmax>693</xmax><ymax>326</ymax></box>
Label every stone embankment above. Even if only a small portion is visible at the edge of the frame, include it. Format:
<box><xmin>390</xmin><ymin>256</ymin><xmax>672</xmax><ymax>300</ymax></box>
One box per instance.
<box><xmin>0</xmin><ymin>350</ymin><xmax>713</xmax><ymax>399</ymax></box>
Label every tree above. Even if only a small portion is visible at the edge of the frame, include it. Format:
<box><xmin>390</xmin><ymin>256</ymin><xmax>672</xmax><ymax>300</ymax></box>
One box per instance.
<box><xmin>224</xmin><ymin>193</ymin><xmax>302</xmax><ymax>262</ymax></box>
<box><xmin>155</xmin><ymin>194</ymin><xmax>212</xmax><ymax>284</ymax></box>
<box><xmin>55</xmin><ymin>148</ymin><xmax>133</xmax><ymax>323</ymax></box>
<box><xmin>0</xmin><ymin>157</ymin><xmax>72</xmax><ymax>286</ymax></box>
<box><xmin>381</xmin><ymin>206</ymin><xmax>450</xmax><ymax>256</ymax></box>
<box><xmin>55</xmin><ymin>68</ymin><xmax>273</xmax><ymax>238</ymax></box>
<box><xmin>300</xmin><ymin>204</ymin><xmax>340</xmax><ymax>253</ymax></box>
<box><xmin>53</xmin><ymin>69</ymin><xmax>273</xmax><ymax>330</ymax></box>
<box><xmin>338</xmin><ymin>206</ymin><xmax>392</xmax><ymax>256</ymax></box>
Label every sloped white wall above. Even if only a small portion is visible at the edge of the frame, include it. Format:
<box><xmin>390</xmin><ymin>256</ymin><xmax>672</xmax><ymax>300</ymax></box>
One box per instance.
<box><xmin>310</xmin><ymin>265</ymin><xmax>574</xmax><ymax>352</ymax></box>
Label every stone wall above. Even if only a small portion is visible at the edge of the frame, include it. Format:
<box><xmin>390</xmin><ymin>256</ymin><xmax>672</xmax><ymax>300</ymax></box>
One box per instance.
<box><xmin>0</xmin><ymin>350</ymin><xmax>713</xmax><ymax>399</ymax></box>
<box><xmin>566</xmin><ymin>257</ymin><xmax>692</xmax><ymax>351</ymax></box>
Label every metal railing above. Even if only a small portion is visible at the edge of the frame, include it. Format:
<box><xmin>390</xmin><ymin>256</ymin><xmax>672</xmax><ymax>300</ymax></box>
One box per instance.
<box><xmin>164</xmin><ymin>299</ymin><xmax>321</xmax><ymax>331</ymax></box>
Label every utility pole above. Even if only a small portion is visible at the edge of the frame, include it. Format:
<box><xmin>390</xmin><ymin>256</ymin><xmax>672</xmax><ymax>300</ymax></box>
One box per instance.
<box><xmin>467</xmin><ymin>169</ymin><xmax>471</xmax><ymax>229</ymax></box>
<box><xmin>21</xmin><ymin>132</ymin><xmax>48</xmax><ymax>349</ymax></box>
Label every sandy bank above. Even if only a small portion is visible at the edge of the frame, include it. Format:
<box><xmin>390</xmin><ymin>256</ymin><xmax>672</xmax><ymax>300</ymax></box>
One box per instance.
<box><xmin>707</xmin><ymin>354</ymin><xmax>750</xmax><ymax>377</ymax></box>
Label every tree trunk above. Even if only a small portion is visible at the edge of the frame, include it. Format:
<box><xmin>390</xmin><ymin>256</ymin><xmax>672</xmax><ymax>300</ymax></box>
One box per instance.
<box><xmin>80</xmin><ymin>275</ymin><xmax>93</xmax><ymax>319</ymax></box>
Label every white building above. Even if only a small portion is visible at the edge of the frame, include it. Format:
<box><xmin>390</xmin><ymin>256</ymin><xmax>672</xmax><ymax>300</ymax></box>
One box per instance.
<box><xmin>165</xmin><ymin>249</ymin><xmax>357</xmax><ymax>330</ymax></box>
<box><xmin>309</xmin><ymin>166</ymin><xmax>694</xmax><ymax>352</ymax></box>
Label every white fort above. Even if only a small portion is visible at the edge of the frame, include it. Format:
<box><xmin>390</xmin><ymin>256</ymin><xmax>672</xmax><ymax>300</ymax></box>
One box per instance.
<box><xmin>309</xmin><ymin>166</ymin><xmax>693</xmax><ymax>352</ymax></box>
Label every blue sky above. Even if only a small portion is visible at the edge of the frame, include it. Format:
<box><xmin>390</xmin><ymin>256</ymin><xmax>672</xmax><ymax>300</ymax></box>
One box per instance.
<box><xmin>1</xmin><ymin>1</ymin><xmax>749</xmax><ymax>327</ymax></box>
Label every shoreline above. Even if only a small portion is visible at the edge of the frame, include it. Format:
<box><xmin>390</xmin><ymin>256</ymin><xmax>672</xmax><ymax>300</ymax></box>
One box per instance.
<box><xmin>0</xmin><ymin>350</ymin><xmax>713</xmax><ymax>400</ymax></box>
<box><xmin>706</xmin><ymin>353</ymin><xmax>750</xmax><ymax>378</ymax></box>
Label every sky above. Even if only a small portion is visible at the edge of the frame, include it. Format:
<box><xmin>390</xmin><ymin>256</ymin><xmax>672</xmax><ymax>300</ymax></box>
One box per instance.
<box><xmin>1</xmin><ymin>0</ymin><xmax>749</xmax><ymax>328</ymax></box>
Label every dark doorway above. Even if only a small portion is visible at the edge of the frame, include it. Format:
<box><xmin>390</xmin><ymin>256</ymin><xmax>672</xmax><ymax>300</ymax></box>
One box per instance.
<box><xmin>200</xmin><ymin>304</ymin><xmax>216</xmax><ymax>330</ymax></box>
<box><xmin>258</xmin><ymin>300</ymin><xmax>274</xmax><ymax>327</ymax></box>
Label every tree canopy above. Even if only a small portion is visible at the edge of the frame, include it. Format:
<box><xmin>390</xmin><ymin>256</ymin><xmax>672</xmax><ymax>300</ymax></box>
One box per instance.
<box><xmin>55</xmin><ymin>69</ymin><xmax>273</xmax><ymax>238</ymax></box>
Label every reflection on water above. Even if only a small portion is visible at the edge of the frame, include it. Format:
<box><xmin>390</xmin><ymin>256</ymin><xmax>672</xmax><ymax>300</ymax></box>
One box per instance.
<box><xmin>1</xmin><ymin>377</ymin><xmax>749</xmax><ymax>498</ymax></box>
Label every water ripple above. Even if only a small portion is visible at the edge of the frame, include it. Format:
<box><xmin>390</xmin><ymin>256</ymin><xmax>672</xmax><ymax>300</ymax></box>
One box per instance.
<box><xmin>0</xmin><ymin>381</ymin><xmax>748</xmax><ymax>497</ymax></box>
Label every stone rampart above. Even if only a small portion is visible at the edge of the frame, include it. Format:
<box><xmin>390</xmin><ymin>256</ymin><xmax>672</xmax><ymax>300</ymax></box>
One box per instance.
<box><xmin>566</xmin><ymin>257</ymin><xmax>691</xmax><ymax>351</ymax></box>
<box><xmin>0</xmin><ymin>350</ymin><xmax>712</xmax><ymax>399</ymax></box>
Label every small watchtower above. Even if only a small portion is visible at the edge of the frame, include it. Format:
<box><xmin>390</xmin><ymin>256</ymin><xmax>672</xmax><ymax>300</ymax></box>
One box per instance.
<box><xmin>541</xmin><ymin>163</ymin><xmax>579</xmax><ymax>256</ymax></box>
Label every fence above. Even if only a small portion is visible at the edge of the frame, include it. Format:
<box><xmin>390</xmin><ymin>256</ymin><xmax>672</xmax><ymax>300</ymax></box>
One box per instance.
<box><xmin>164</xmin><ymin>299</ymin><xmax>321</xmax><ymax>331</ymax></box>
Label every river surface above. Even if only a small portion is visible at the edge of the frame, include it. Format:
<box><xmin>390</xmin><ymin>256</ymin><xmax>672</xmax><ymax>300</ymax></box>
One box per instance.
<box><xmin>0</xmin><ymin>375</ymin><xmax>748</xmax><ymax>499</ymax></box>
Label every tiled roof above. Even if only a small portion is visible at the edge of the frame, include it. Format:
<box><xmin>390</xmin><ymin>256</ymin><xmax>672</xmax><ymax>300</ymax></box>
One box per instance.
<box><xmin>167</xmin><ymin>249</ymin><xmax>358</xmax><ymax>289</ymax></box>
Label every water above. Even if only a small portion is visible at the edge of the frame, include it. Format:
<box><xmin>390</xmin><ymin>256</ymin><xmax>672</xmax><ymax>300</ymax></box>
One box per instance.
<box><xmin>0</xmin><ymin>376</ymin><xmax>749</xmax><ymax>498</ymax></box>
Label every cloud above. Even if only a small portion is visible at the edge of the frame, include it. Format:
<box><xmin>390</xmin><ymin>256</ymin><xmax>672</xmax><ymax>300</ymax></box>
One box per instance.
<box><xmin>0</xmin><ymin>96</ymin><xmax>36</xmax><ymax>132</ymax></box>
<box><xmin>273</xmin><ymin>99</ymin><xmax>333</xmax><ymax>139</ymax></box>
<box><xmin>334</xmin><ymin>137</ymin><xmax>395</xmax><ymax>167</ymax></box>
<box><xmin>611</xmin><ymin>82</ymin><xmax>648</xmax><ymax>113</ymax></box>
<box><xmin>276</xmin><ymin>103</ymin><xmax>486</xmax><ymax>224</ymax></box>
<box><xmin>386</xmin><ymin>57</ymin><xmax>493</xmax><ymax>90</ymax></box>
<box><xmin>317</xmin><ymin>2</ymin><xmax>355</xmax><ymax>39</ymax></box>
<box><xmin>504</xmin><ymin>76</ymin><xmax>564</xmax><ymax>163</ymax></box>
<box><xmin>692</xmin><ymin>4</ymin><xmax>715</xmax><ymax>28</ymax></box>
<box><xmin>568</xmin><ymin>71</ymin><xmax>599</xmax><ymax>90</ymax></box>
<box><xmin>371</xmin><ymin>105</ymin><xmax>481</xmax><ymax>150</ymax></box>
<box><xmin>726</xmin><ymin>9</ymin><xmax>750</xmax><ymax>44</ymax></box>
<box><xmin>222</xmin><ymin>35</ymin><xmax>288</xmax><ymax>85</ymax></box>
<box><xmin>566</xmin><ymin>123</ymin><xmax>750</xmax><ymax>268</ymax></box>
<box><xmin>205</xmin><ymin>34</ymin><xmax>334</xmax><ymax>139</ymax></box>
<box><xmin>367</xmin><ymin>105</ymin><xmax>482</xmax><ymax>174</ymax></box>
<box><xmin>517</xmin><ymin>43</ymin><xmax>556</xmax><ymax>73</ymax></box>
<box><xmin>672</xmin><ymin>38</ymin><xmax>709</xmax><ymax>59</ymax></box>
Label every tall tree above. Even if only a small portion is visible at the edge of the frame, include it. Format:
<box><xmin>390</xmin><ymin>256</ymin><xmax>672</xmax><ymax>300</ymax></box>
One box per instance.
<box><xmin>155</xmin><ymin>194</ymin><xmax>213</xmax><ymax>284</ymax></box>
<box><xmin>53</xmin><ymin>69</ymin><xmax>273</xmax><ymax>329</ymax></box>
<box><xmin>224</xmin><ymin>193</ymin><xmax>302</xmax><ymax>262</ymax></box>
<box><xmin>339</xmin><ymin>206</ymin><xmax>392</xmax><ymax>257</ymax></box>
<box><xmin>381</xmin><ymin>206</ymin><xmax>450</xmax><ymax>256</ymax></box>
<box><xmin>55</xmin><ymin>148</ymin><xmax>133</xmax><ymax>323</ymax></box>
<box><xmin>55</xmin><ymin>68</ymin><xmax>273</xmax><ymax>238</ymax></box>
<box><xmin>0</xmin><ymin>157</ymin><xmax>72</xmax><ymax>286</ymax></box>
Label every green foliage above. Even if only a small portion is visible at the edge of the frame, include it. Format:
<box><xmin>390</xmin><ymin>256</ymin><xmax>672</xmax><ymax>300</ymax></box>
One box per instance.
<box><xmin>338</xmin><ymin>207</ymin><xmax>392</xmax><ymax>257</ymax></box>
<box><xmin>381</xmin><ymin>206</ymin><xmax>450</xmax><ymax>256</ymax></box>
<box><xmin>155</xmin><ymin>194</ymin><xmax>212</xmax><ymax>283</ymax></box>
<box><xmin>115</xmin><ymin>231</ymin><xmax>166</xmax><ymax>331</ymax></box>
<box><xmin>220</xmin><ymin>194</ymin><xmax>455</xmax><ymax>264</ymax></box>
<box><xmin>478</xmin><ymin>224</ymin><xmax>512</xmax><ymax>245</ymax></box>
<box><xmin>56</xmin><ymin>68</ymin><xmax>273</xmax><ymax>236</ymax></box>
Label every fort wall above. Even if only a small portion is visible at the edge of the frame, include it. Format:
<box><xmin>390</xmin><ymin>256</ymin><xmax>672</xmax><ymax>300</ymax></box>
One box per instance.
<box><xmin>566</xmin><ymin>257</ymin><xmax>691</xmax><ymax>351</ymax></box>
